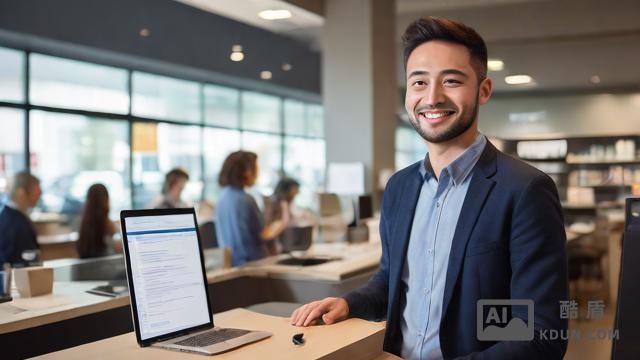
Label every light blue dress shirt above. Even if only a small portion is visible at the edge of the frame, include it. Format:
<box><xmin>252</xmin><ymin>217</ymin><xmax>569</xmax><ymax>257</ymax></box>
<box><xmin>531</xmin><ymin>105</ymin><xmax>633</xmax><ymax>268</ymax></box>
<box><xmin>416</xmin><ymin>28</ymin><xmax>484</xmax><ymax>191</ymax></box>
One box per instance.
<box><xmin>400</xmin><ymin>134</ymin><xmax>486</xmax><ymax>360</ymax></box>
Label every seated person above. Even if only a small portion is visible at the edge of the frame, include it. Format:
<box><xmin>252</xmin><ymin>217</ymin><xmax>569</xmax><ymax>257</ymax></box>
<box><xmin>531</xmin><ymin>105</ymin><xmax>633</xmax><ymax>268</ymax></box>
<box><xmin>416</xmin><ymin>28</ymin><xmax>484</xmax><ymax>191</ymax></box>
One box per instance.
<box><xmin>215</xmin><ymin>151</ymin><xmax>289</xmax><ymax>266</ymax></box>
<box><xmin>0</xmin><ymin>172</ymin><xmax>42</xmax><ymax>267</ymax></box>
<box><xmin>147</xmin><ymin>167</ymin><xmax>190</xmax><ymax>209</ymax></box>
<box><xmin>76</xmin><ymin>183</ymin><xmax>121</xmax><ymax>258</ymax></box>
<box><xmin>263</xmin><ymin>177</ymin><xmax>300</xmax><ymax>255</ymax></box>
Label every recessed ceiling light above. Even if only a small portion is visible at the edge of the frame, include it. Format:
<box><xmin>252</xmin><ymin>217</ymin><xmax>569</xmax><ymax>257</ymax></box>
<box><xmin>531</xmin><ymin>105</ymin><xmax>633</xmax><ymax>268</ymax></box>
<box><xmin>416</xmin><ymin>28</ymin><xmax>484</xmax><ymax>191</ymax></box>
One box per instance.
<box><xmin>139</xmin><ymin>28</ymin><xmax>151</xmax><ymax>37</ymax></box>
<box><xmin>590</xmin><ymin>75</ymin><xmax>601</xmax><ymax>84</ymax></box>
<box><xmin>258</xmin><ymin>9</ymin><xmax>292</xmax><ymax>20</ymax></box>
<box><xmin>282</xmin><ymin>63</ymin><xmax>292</xmax><ymax>71</ymax></box>
<box><xmin>505</xmin><ymin>74</ymin><xmax>533</xmax><ymax>85</ymax></box>
<box><xmin>230</xmin><ymin>44</ymin><xmax>244</xmax><ymax>62</ymax></box>
<box><xmin>487</xmin><ymin>59</ymin><xmax>504</xmax><ymax>71</ymax></box>
<box><xmin>260</xmin><ymin>71</ymin><xmax>272</xmax><ymax>80</ymax></box>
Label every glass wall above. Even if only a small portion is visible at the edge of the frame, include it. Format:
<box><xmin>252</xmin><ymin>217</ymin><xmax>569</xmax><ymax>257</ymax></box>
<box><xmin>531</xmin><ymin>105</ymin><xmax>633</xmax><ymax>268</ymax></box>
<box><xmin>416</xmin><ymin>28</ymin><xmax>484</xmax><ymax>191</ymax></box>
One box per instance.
<box><xmin>30</xmin><ymin>54</ymin><xmax>129</xmax><ymax>113</ymax></box>
<box><xmin>395</xmin><ymin>126</ymin><xmax>426</xmax><ymax>170</ymax></box>
<box><xmin>30</xmin><ymin>110</ymin><xmax>130</xmax><ymax>227</ymax></box>
<box><xmin>0</xmin><ymin>108</ymin><xmax>25</xmax><ymax>194</ymax></box>
<box><xmin>0</xmin><ymin>46</ymin><xmax>325</xmax><ymax>228</ymax></box>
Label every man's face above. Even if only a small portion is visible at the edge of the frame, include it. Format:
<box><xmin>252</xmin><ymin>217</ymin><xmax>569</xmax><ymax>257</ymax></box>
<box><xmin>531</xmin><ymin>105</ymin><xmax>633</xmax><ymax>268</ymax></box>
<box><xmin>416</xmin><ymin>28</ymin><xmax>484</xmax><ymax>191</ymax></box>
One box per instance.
<box><xmin>27</xmin><ymin>182</ymin><xmax>42</xmax><ymax>208</ymax></box>
<box><xmin>404</xmin><ymin>40</ymin><xmax>492</xmax><ymax>144</ymax></box>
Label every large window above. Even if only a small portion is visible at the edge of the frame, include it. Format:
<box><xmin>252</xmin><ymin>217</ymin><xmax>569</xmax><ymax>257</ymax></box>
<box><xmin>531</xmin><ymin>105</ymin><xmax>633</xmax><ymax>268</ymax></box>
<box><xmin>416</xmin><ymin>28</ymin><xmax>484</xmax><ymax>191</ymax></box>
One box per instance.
<box><xmin>2</xmin><ymin>46</ymin><xmax>325</xmax><ymax>230</ymax></box>
<box><xmin>131</xmin><ymin>122</ymin><xmax>203</xmax><ymax>208</ymax></box>
<box><xmin>132</xmin><ymin>72</ymin><xmax>201</xmax><ymax>123</ymax></box>
<box><xmin>30</xmin><ymin>110</ymin><xmax>130</xmax><ymax>228</ymax></box>
<box><xmin>284</xmin><ymin>137</ymin><xmax>325</xmax><ymax>208</ymax></box>
<box><xmin>30</xmin><ymin>54</ymin><xmax>129</xmax><ymax>113</ymax></box>
<box><xmin>0</xmin><ymin>47</ymin><xmax>24</xmax><ymax>103</ymax></box>
<box><xmin>396</xmin><ymin>126</ymin><xmax>426</xmax><ymax>170</ymax></box>
<box><xmin>204</xmin><ymin>84</ymin><xmax>239</xmax><ymax>128</ymax></box>
<box><xmin>241</xmin><ymin>91</ymin><xmax>281</xmax><ymax>132</ymax></box>
<box><xmin>0</xmin><ymin>108</ymin><xmax>25</xmax><ymax>194</ymax></box>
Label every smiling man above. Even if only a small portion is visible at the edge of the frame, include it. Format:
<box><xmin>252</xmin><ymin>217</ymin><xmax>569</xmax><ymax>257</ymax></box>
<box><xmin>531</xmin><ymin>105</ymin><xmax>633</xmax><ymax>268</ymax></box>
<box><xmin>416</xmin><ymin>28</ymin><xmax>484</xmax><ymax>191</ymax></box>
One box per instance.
<box><xmin>290</xmin><ymin>17</ymin><xmax>568</xmax><ymax>359</ymax></box>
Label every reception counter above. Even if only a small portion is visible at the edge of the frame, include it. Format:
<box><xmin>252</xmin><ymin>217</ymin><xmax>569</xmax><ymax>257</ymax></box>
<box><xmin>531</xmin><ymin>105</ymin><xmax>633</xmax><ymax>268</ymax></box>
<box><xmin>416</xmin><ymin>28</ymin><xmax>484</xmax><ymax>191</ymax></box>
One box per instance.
<box><xmin>0</xmin><ymin>241</ymin><xmax>382</xmax><ymax>358</ymax></box>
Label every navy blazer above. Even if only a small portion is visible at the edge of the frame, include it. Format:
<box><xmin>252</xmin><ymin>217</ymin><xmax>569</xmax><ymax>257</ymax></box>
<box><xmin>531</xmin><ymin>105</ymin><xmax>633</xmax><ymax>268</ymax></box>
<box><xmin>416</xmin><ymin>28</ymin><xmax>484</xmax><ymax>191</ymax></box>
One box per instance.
<box><xmin>345</xmin><ymin>141</ymin><xmax>568</xmax><ymax>359</ymax></box>
<box><xmin>0</xmin><ymin>205</ymin><xmax>40</xmax><ymax>266</ymax></box>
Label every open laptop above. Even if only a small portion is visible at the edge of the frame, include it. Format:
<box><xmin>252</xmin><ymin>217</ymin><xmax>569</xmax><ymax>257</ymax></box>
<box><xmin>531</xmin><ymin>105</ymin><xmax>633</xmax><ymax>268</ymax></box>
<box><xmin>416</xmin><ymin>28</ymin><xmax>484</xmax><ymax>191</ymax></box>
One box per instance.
<box><xmin>120</xmin><ymin>208</ymin><xmax>271</xmax><ymax>355</ymax></box>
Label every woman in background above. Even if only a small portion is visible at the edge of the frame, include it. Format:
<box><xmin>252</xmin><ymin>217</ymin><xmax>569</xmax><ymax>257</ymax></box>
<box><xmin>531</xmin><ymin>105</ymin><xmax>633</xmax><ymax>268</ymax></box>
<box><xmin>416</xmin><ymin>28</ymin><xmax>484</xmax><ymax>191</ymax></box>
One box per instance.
<box><xmin>148</xmin><ymin>167</ymin><xmax>190</xmax><ymax>209</ymax></box>
<box><xmin>215</xmin><ymin>151</ymin><xmax>289</xmax><ymax>266</ymax></box>
<box><xmin>263</xmin><ymin>177</ymin><xmax>300</xmax><ymax>255</ymax></box>
<box><xmin>77</xmin><ymin>183</ymin><xmax>119</xmax><ymax>258</ymax></box>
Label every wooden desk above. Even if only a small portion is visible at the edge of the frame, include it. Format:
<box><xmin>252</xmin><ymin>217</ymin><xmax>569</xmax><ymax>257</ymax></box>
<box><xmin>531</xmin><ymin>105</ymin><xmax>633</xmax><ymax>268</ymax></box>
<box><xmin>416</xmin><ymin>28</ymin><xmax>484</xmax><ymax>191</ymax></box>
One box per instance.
<box><xmin>33</xmin><ymin>308</ymin><xmax>399</xmax><ymax>360</ymax></box>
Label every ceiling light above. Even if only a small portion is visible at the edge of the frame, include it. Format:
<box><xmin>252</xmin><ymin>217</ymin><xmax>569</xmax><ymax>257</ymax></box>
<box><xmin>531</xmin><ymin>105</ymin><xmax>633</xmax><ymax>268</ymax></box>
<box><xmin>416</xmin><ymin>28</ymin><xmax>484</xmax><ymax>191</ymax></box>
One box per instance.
<box><xmin>590</xmin><ymin>75</ymin><xmax>601</xmax><ymax>84</ymax></box>
<box><xmin>505</xmin><ymin>75</ymin><xmax>533</xmax><ymax>85</ymax></box>
<box><xmin>487</xmin><ymin>59</ymin><xmax>504</xmax><ymax>71</ymax></box>
<box><xmin>230</xmin><ymin>45</ymin><xmax>244</xmax><ymax>62</ymax></box>
<box><xmin>258</xmin><ymin>9</ymin><xmax>292</xmax><ymax>20</ymax></box>
<box><xmin>260</xmin><ymin>71</ymin><xmax>272</xmax><ymax>80</ymax></box>
<box><xmin>139</xmin><ymin>28</ymin><xmax>151</xmax><ymax>37</ymax></box>
<box><xmin>282</xmin><ymin>63</ymin><xmax>292</xmax><ymax>71</ymax></box>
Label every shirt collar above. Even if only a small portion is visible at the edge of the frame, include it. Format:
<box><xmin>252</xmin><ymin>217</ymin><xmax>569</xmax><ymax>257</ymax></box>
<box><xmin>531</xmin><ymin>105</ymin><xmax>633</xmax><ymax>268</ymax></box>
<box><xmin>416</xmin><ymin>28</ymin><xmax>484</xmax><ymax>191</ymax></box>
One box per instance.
<box><xmin>419</xmin><ymin>133</ymin><xmax>487</xmax><ymax>186</ymax></box>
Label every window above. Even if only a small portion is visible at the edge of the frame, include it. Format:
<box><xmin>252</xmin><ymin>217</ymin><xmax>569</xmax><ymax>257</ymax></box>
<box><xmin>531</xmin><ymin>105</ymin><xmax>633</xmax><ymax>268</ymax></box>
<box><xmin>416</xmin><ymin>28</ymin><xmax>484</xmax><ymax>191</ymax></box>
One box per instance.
<box><xmin>241</xmin><ymin>91</ymin><xmax>281</xmax><ymax>132</ymax></box>
<box><xmin>0</xmin><ymin>108</ymin><xmax>25</xmax><ymax>194</ymax></box>
<box><xmin>395</xmin><ymin>126</ymin><xmax>426</xmax><ymax>170</ymax></box>
<box><xmin>132</xmin><ymin>72</ymin><xmax>201</xmax><ymax>123</ymax></box>
<box><xmin>131</xmin><ymin>122</ymin><xmax>202</xmax><ymax>208</ymax></box>
<box><xmin>306</xmin><ymin>104</ymin><xmax>324</xmax><ymax>137</ymax></box>
<box><xmin>30</xmin><ymin>54</ymin><xmax>129</xmax><ymax>113</ymax></box>
<box><xmin>284</xmin><ymin>137</ymin><xmax>325</xmax><ymax>209</ymax></box>
<box><xmin>241</xmin><ymin>131</ymin><xmax>282</xmax><ymax>195</ymax></box>
<box><xmin>202</xmin><ymin>128</ymin><xmax>241</xmax><ymax>201</ymax></box>
<box><xmin>30</xmin><ymin>110</ymin><xmax>130</xmax><ymax>227</ymax></box>
<box><xmin>284</xmin><ymin>99</ymin><xmax>306</xmax><ymax>136</ymax></box>
<box><xmin>0</xmin><ymin>47</ymin><xmax>24</xmax><ymax>103</ymax></box>
<box><xmin>204</xmin><ymin>84</ymin><xmax>239</xmax><ymax>128</ymax></box>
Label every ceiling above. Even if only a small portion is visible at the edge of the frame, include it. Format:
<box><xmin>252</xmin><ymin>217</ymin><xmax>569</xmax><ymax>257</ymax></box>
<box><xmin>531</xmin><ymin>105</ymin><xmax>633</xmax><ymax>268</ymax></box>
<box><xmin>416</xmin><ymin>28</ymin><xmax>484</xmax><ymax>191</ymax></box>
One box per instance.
<box><xmin>178</xmin><ymin>0</ymin><xmax>640</xmax><ymax>95</ymax></box>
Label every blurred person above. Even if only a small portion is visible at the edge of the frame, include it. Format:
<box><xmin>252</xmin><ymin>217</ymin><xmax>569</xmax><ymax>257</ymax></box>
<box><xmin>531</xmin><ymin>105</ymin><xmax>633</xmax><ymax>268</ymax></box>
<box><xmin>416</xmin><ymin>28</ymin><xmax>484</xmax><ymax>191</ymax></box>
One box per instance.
<box><xmin>76</xmin><ymin>183</ymin><xmax>120</xmax><ymax>258</ymax></box>
<box><xmin>0</xmin><ymin>172</ymin><xmax>42</xmax><ymax>266</ymax></box>
<box><xmin>263</xmin><ymin>177</ymin><xmax>300</xmax><ymax>255</ymax></box>
<box><xmin>215</xmin><ymin>151</ymin><xmax>289</xmax><ymax>266</ymax></box>
<box><xmin>148</xmin><ymin>167</ymin><xmax>190</xmax><ymax>209</ymax></box>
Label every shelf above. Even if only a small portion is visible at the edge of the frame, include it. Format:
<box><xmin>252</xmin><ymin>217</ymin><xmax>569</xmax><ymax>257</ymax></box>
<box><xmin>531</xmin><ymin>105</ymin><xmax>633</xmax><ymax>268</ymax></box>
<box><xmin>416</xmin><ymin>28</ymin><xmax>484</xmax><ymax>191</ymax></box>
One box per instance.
<box><xmin>571</xmin><ymin>184</ymin><xmax>633</xmax><ymax>188</ymax></box>
<box><xmin>519</xmin><ymin>157</ymin><xmax>566</xmax><ymax>162</ymax></box>
<box><xmin>561</xmin><ymin>202</ymin><xmax>597</xmax><ymax>210</ymax></box>
<box><xmin>566</xmin><ymin>158</ymin><xmax>640</xmax><ymax>165</ymax></box>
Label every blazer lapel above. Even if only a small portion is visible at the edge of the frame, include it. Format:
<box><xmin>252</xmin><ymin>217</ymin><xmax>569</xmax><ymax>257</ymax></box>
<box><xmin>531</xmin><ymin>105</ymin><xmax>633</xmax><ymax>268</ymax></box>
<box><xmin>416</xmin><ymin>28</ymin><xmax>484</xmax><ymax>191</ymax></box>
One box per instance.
<box><xmin>441</xmin><ymin>142</ymin><xmax>498</xmax><ymax>318</ymax></box>
<box><xmin>388</xmin><ymin>165</ymin><xmax>424</xmax><ymax>302</ymax></box>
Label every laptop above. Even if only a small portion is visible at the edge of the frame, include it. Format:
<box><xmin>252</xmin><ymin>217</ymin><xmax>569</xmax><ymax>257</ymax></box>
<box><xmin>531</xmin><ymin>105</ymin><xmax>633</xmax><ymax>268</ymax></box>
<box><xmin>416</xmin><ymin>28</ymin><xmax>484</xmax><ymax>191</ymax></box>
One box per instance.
<box><xmin>120</xmin><ymin>208</ymin><xmax>271</xmax><ymax>355</ymax></box>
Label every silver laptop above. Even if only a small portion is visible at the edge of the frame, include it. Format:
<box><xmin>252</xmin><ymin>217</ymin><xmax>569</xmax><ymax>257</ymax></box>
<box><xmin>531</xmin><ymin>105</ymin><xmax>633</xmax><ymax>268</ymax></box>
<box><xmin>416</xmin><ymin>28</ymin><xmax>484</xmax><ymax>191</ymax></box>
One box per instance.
<box><xmin>120</xmin><ymin>208</ymin><xmax>271</xmax><ymax>355</ymax></box>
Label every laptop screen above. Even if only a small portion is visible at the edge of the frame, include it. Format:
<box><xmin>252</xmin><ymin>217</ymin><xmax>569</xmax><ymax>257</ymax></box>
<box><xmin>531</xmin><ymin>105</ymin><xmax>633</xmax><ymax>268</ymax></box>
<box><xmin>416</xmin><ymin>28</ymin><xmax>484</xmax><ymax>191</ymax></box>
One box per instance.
<box><xmin>121</xmin><ymin>209</ymin><xmax>212</xmax><ymax>343</ymax></box>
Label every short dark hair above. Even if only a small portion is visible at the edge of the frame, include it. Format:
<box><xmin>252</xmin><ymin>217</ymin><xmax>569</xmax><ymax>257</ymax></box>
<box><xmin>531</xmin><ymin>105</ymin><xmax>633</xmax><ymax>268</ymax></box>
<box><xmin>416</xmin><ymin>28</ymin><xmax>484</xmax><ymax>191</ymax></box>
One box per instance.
<box><xmin>218</xmin><ymin>151</ymin><xmax>258</xmax><ymax>188</ymax></box>
<box><xmin>402</xmin><ymin>16</ymin><xmax>488</xmax><ymax>80</ymax></box>
<box><xmin>10</xmin><ymin>171</ymin><xmax>39</xmax><ymax>200</ymax></box>
<box><xmin>274</xmin><ymin>177</ymin><xmax>300</xmax><ymax>198</ymax></box>
<box><xmin>162</xmin><ymin>168</ymin><xmax>189</xmax><ymax>195</ymax></box>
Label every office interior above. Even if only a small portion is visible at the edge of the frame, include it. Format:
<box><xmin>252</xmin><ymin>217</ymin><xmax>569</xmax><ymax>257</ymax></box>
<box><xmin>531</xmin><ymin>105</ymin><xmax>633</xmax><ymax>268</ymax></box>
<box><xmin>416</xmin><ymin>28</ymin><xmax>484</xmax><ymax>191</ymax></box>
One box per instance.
<box><xmin>1</xmin><ymin>0</ymin><xmax>639</xmax><ymax>359</ymax></box>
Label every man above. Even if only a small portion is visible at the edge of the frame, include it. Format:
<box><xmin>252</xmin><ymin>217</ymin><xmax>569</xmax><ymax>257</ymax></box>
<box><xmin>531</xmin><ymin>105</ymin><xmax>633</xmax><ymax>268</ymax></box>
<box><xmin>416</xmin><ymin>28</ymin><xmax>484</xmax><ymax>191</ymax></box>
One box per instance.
<box><xmin>148</xmin><ymin>167</ymin><xmax>190</xmax><ymax>209</ymax></box>
<box><xmin>0</xmin><ymin>172</ymin><xmax>42</xmax><ymax>266</ymax></box>
<box><xmin>290</xmin><ymin>17</ymin><xmax>568</xmax><ymax>359</ymax></box>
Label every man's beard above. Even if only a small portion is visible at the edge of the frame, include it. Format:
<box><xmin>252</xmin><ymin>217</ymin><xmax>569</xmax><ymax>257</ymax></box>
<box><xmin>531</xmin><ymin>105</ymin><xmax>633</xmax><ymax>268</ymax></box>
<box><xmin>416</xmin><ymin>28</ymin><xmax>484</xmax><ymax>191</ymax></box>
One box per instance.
<box><xmin>409</xmin><ymin>96</ymin><xmax>479</xmax><ymax>144</ymax></box>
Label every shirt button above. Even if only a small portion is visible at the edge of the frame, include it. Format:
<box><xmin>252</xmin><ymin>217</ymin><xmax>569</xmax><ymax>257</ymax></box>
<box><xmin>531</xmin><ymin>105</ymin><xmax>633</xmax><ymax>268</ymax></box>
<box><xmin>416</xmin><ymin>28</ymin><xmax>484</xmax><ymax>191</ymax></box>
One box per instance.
<box><xmin>427</xmin><ymin>249</ymin><xmax>433</xmax><ymax>255</ymax></box>
<box><xmin>424</xmin><ymin>288</ymin><xmax>430</xmax><ymax>295</ymax></box>
<box><xmin>436</xmin><ymin>202</ymin><xmax>441</xmax><ymax>207</ymax></box>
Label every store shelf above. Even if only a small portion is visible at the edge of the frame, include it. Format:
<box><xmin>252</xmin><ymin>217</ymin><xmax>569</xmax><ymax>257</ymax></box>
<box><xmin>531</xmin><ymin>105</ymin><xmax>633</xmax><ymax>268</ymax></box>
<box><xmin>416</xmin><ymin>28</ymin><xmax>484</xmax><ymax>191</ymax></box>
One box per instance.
<box><xmin>566</xmin><ymin>158</ymin><xmax>640</xmax><ymax>165</ymax></box>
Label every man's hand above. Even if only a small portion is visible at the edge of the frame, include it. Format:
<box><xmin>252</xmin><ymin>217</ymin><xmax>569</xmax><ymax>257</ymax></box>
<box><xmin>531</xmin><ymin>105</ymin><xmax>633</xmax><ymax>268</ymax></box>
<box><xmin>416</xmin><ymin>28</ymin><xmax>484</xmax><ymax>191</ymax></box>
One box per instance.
<box><xmin>289</xmin><ymin>297</ymin><xmax>349</xmax><ymax>327</ymax></box>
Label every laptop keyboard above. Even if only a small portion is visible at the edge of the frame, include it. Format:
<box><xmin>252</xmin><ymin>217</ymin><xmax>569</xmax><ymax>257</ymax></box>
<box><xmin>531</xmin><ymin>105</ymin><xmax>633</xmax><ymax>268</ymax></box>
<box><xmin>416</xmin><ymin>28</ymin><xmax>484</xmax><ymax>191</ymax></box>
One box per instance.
<box><xmin>175</xmin><ymin>328</ymin><xmax>251</xmax><ymax>347</ymax></box>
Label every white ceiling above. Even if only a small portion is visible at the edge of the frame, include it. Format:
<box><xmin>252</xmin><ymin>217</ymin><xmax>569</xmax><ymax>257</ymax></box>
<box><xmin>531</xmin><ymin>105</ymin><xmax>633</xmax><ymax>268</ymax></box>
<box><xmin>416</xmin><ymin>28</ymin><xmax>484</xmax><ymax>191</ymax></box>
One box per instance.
<box><xmin>178</xmin><ymin>0</ymin><xmax>640</xmax><ymax>94</ymax></box>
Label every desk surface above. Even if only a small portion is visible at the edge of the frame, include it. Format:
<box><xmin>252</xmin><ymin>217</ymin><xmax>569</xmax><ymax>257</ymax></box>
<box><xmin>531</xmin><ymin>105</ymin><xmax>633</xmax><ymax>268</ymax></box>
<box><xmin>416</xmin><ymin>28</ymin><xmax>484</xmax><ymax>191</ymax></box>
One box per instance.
<box><xmin>1</xmin><ymin>242</ymin><xmax>381</xmax><ymax>335</ymax></box>
<box><xmin>32</xmin><ymin>308</ymin><xmax>398</xmax><ymax>360</ymax></box>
